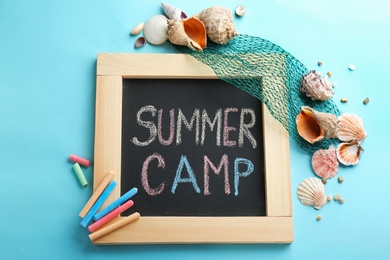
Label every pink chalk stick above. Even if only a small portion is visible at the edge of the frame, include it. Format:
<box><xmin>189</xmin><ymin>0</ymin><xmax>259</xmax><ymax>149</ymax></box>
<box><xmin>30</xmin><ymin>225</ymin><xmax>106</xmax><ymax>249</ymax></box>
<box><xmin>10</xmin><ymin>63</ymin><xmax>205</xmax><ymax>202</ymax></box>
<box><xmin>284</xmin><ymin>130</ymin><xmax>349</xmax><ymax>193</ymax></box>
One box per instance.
<box><xmin>88</xmin><ymin>200</ymin><xmax>134</xmax><ymax>233</ymax></box>
<box><xmin>69</xmin><ymin>154</ymin><xmax>90</xmax><ymax>167</ymax></box>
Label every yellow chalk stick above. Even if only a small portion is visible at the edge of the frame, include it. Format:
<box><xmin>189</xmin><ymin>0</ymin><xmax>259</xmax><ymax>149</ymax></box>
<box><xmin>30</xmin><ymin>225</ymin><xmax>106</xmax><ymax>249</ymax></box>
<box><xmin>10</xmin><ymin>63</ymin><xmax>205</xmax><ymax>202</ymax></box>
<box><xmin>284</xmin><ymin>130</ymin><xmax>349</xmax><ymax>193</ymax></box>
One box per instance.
<box><xmin>89</xmin><ymin>212</ymin><xmax>141</xmax><ymax>242</ymax></box>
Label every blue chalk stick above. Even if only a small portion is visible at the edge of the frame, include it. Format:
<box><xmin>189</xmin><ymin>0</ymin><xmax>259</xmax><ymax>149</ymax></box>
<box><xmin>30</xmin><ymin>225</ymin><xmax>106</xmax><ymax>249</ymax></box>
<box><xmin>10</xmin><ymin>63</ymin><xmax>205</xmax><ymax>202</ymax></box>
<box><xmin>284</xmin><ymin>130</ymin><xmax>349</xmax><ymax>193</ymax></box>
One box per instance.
<box><xmin>93</xmin><ymin>187</ymin><xmax>138</xmax><ymax>221</ymax></box>
<box><xmin>80</xmin><ymin>180</ymin><xmax>117</xmax><ymax>228</ymax></box>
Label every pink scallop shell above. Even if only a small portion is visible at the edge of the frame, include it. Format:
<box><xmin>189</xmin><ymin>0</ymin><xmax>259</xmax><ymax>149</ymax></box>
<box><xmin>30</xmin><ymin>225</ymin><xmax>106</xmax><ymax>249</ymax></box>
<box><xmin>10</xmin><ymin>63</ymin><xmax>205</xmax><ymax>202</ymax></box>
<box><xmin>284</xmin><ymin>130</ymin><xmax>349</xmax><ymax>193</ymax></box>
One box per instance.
<box><xmin>311</xmin><ymin>145</ymin><xmax>339</xmax><ymax>179</ymax></box>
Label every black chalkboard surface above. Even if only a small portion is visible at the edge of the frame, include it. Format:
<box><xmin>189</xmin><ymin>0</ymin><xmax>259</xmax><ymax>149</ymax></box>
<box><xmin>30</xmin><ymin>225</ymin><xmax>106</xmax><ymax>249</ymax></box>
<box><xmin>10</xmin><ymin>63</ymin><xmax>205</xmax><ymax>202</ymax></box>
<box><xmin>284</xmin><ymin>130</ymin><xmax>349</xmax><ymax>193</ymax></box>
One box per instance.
<box><xmin>121</xmin><ymin>79</ymin><xmax>265</xmax><ymax>216</ymax></box>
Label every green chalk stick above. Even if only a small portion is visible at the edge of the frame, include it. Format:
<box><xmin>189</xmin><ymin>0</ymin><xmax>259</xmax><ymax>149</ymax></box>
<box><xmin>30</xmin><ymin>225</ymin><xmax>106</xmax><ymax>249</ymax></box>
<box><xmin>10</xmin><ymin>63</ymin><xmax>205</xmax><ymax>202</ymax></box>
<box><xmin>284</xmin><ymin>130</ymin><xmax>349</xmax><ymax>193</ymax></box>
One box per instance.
<box><xmin>73</xmin><ymin>163</ymin><xmax>88</xmax><ymax>186</ymax></box>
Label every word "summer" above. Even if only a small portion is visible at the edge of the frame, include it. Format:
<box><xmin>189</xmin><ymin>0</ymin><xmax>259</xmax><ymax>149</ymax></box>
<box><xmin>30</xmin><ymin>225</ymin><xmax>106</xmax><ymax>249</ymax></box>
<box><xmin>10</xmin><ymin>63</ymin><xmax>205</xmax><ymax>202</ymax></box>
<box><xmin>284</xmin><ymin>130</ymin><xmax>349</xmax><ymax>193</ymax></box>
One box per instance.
<box><xmin>131</xmin><ymin>105</ymin><xmax>257</xmax><ymax>148</ymax></box>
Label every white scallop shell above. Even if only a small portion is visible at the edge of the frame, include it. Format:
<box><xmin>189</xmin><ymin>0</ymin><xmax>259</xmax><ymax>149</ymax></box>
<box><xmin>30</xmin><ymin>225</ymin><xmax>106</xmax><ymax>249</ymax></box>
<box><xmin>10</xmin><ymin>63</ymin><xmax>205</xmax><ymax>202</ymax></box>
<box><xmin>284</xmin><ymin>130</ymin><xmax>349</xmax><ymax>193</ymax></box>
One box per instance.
<box><xmin>311</xmin><ymin>145</ymin><xmax>339</xmax><ymax>179</ymax></box>
<box><xmin>143</xmin><ymin>15</ymin><xmax>168</xmax><ymax>45</ymax></box>
<box><xmin>297</xmin><ymin>177</ymin><xmax>327</xmax><ymax>210</ymax></box>
<box><xmin>337</xmin><ymin>113</ymin><xmax>367</xmax><ymax>142</ymax></box>
<box><xmin>161</xmin><ymin>3</ymin><xmax>183</xmax><ymax>20</ymax></box>
<box><xmin>336</xmin><ymin>141</ymin><xmax>363</xmax><ymax>166</ymax></box>
<box><xmin>131</xmin><ymin>22</ymin><xmax>144</xmax><ymax>35</ymax></box>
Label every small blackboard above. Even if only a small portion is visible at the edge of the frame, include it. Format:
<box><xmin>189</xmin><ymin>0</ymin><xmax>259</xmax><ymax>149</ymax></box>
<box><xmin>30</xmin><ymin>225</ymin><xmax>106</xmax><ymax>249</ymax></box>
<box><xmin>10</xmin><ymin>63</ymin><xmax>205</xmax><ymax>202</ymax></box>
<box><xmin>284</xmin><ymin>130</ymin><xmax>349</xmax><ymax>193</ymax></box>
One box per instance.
<box><xmin>93</xmin><ymin>53</ymin><xmax>292</xmax><ymax>244</ymax></box>
<box><xmin>121</xmin><ymin>79</ymin><xmax>265</xmax><ymax>216</ymax></box>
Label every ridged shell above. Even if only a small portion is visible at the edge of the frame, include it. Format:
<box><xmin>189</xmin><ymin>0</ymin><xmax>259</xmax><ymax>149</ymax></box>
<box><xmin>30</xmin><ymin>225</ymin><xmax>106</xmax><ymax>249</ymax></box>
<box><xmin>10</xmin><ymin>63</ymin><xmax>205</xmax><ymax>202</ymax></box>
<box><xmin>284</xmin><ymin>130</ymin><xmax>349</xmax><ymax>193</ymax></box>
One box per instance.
<box><xmin>337</xmin><ymin>113</ymin><xmax>367</xmax><ymax>142</ymax></box>
<box><xmin>336</xmin><ymin>141</ymin><xmax>363</xmax><ymax>166</ymax></box>
<box><xmin>167</xmin><ymin>17</ymin><xmax>207</xmax><ymax>51</ymax></box>
<box><xmin>311</xmin><ymin>145</ymin><xmax>339</xmax><ymax>179</ymax></box>
<box><xmin>296</xmin><ymin>106</ymin><xmax>339</xmax><ymax>144</ymax></box>
<box><xmin>161</xmin><ymin>3</ymin><xmax>186</xmax><ymax>20</ymax></box>
<box><xmin>143</xmin><ymin>15</ymin><xmax>168</xmax><ymax>45</ymax></box>
<box><xmin>196</xmin><ymin>6</ymin><xmax>238</xmax><ymax>44</ymax></box>
<box><xmin>297</xmin><ymin>177</ymin><xmax>327</xmax><ymax>210</ymax></box>
<box><xmin>301</xmin><ymin>70</ymin><xmax>334</xmax><ymax>101</ymax></box>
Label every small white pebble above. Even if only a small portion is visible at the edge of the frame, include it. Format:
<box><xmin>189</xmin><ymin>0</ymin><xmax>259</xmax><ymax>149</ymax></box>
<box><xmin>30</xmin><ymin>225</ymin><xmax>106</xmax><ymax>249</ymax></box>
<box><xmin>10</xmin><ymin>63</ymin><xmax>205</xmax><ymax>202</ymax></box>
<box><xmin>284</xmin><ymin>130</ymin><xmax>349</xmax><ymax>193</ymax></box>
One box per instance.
<box><xmin>327</xmin><ymin>195</ymin><xmax>332</xmax><ymax>202</ymax></box>
<box><xmin>317</xmin><ymin>61</ymin><xmax>323</xmax><ymax>66</ymax></box>
<box><xmin>334</xmin><ymin>194</ymin><xmax>341</xmax><ymax>201</ymax></box>
<box><xmin>338</xmin><ymin>176</ymin><xmax>344</xmax><ymax>183</ymax></box>
<box><xmin>235</xmin><ymin>5</ymin><xmax>246</xmax><ymax>16</ymax></box>
<box><xmin>348</xmin><ymin>64</ymin><xmax>356</xmax><ymax>71</ymax></box>
<box><xmin>339</xmin><ymin>197</ymin><xmax>345</xmax><ymax>204</ymax></box>
<box><xmin>332</xmin><ymin>82</ymin><xmax>337</xmax><ymax>87</ymax></box>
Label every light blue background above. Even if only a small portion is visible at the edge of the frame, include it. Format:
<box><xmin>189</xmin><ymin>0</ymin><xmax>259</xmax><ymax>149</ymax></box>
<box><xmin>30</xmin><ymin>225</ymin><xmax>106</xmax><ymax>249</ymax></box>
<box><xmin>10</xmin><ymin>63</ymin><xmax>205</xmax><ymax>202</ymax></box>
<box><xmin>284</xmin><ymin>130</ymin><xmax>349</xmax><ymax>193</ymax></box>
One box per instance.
<box><xmin>1</xmin><ymin>0</ymin><xmax>389</xmax><ymax>259</ymax></box>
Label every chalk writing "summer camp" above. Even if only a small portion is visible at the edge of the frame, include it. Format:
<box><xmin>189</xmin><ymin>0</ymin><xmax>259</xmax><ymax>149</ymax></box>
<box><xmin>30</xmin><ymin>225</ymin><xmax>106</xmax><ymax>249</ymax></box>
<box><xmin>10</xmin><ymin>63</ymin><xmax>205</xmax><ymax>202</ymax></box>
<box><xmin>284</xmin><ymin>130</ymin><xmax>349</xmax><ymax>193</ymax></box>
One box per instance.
<box><xmin>130</xmin><ymin>105</ymin><xmax>259</xmax><ymax>196</ymax></box>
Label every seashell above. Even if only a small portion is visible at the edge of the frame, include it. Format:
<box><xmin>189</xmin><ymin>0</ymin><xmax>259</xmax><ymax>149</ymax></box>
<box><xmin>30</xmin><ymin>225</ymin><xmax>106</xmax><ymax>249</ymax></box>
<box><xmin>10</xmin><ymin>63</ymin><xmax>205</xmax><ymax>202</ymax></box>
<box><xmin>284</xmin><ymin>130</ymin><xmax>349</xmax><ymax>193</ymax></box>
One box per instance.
<box><xmin>143</xmin><ymin>15</ymin><xmax>168</xmax><ymax>45</ymax></box>
<box><xmin>235</xmin><ymin>5</ymin><xmax>246</xmax><ymax>17</ymax></box>
<box><xmin>161</xmin><ymin>3</ymin><xmax>184</xmax><ymax>20</ymax></box>
<box><xmin>296</xmin><ymin>106</ymin><xmax>339</xmax><ymax>144</ymax></box>
<box><xmin>167</xmin><ymin>17</ymin><xmax>207</xmax><ymax>51</ymax></box>
<box><xmin>337</xmin><ymin>113</ymin><xmax>367</xmax><ymax>142</ymax></box>
<box><xmin>196</xmin><ymin>6</ymin><xmax>238</xmax><ymax>45</ymax></box>
<box><xmin>311</xmin><ymin>145</ymin><xmax>339</xmax><ymax>179</ymax></box>
<box><xmin>336</xmin><ymin>141</ymin><xmax>364</xmax><ymax>166</ymax></box>
<box><xmin>131</xmin><ymin>22</ymin><xmax>144</xmax><ymax>35</ymax></box>
<box><xmin>300</xmin><ymin>70</ymin><xmax>334</xmax><ymax>101</ymax></box>
<box><xmin>297</xmin><ymin>177</ymin><xmax>327</xmax><ymax>210</ymax></box>
<box><xmin>134</xmin><ymin>36</ymin><xmax>146</xmax><ymax>48</ymax></box>
<box><xmin>180</xmin><ymin>12</ymin><xmax>188</xmax><ymax>19</ymax></box>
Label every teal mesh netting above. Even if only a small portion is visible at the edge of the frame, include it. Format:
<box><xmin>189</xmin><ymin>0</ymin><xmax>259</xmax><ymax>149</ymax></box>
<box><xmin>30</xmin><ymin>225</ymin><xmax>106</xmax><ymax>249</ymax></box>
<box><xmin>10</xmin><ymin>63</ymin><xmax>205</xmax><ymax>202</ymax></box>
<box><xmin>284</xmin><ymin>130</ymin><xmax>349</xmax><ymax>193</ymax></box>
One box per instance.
<box><xmin>176</xmin><ymin>34</ymin><xmax>341</xmax><ymax>153</ymax></box>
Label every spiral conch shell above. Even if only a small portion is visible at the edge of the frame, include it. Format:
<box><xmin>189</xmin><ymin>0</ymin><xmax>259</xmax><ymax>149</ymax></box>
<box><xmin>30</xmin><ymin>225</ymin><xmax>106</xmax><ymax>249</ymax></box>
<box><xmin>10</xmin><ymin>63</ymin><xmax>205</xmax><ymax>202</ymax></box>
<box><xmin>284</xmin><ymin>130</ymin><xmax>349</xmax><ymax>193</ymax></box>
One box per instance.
<box><xmin>143</xmin><ymin>15</ymin><xmax>168</xmax><ymax>45</ymax></box>
<box><xmin>296</xmin><ymin>106</ymin><xmax>339</xmax><ymax>144</ymax></box>
<box><xmin>297</xmin><ymin>177</ymin><xmax>327</xmax><ymax>210</ymax></box>
<box><xmin>167</xmin><ymin>17</ymin><xmax>207</xmax><ymax>51</ymax></box>
<box><xmin>336</xmin><ymin>141</ymin><xmax>363</xmax><ymax>166</ymax></box>
<box><xmin>311</xmin><ymin>145</ymin><xmax>339</xmax><ymax>179</ymax></box>
<box><xmin>196</xmin><ymin>6</ymin><xmax>238</xmax><ymax>44</ymax></box>
<box><xmin>301</xmin><ymin>70</ymin><xmax>334</xmax><ymax>101</ymax></box>
<box><xmin>337</xmin><ymin>113</ymin><xmax>367</xmax><ymax>142</ymax></box>
<box><xmin>161</xmin><ymin>3</ymin><xmax>186</xmax><ymax>20</ymax></box>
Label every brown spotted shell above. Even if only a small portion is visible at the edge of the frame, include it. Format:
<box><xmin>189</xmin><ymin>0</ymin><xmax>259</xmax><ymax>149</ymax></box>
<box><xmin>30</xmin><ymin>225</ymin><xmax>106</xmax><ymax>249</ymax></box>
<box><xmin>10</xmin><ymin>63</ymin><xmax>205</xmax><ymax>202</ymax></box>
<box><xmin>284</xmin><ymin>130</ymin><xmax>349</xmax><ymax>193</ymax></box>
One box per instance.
<box><xmin>311</xmin><ymin>145</ymin><xmax>339</xmax><ymax>179</ymax></box>
<box><xmin>337</xmin><ymin>113</ymin><xmax>367</xmax><ymax>142</ymax></box>
<box><xmin>297</xmin><ymin>177</ymin><xmax>327</xmax><ymax>210</ymax></box>
<box><xmin>196</xmin><ymin>6</ymin><xmax>238</xmax><ymax>44</ymax></box>
<box><xmin>336</xmin><ymin>141</ymin><xmax>364</xmax><ymax>166</ymax></box>
<box><xmin>301</xmin><ymin>70</ymin><xmax>334</xmax><ymax>101</ymax></box>
<box><xmin>296</xmin><ymin>106</ymin><xmax>339</xmax><ymax>144</ymax></box>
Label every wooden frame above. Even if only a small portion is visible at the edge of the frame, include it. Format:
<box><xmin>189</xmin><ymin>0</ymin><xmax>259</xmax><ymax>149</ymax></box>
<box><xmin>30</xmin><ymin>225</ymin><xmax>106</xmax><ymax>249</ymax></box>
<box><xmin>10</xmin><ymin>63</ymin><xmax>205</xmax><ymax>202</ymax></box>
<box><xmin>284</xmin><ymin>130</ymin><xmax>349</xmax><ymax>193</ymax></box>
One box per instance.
<box><xmin>93</xmin><ymin>53</ymin><xmax>293</xmax><ymax>244</ymax></box>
